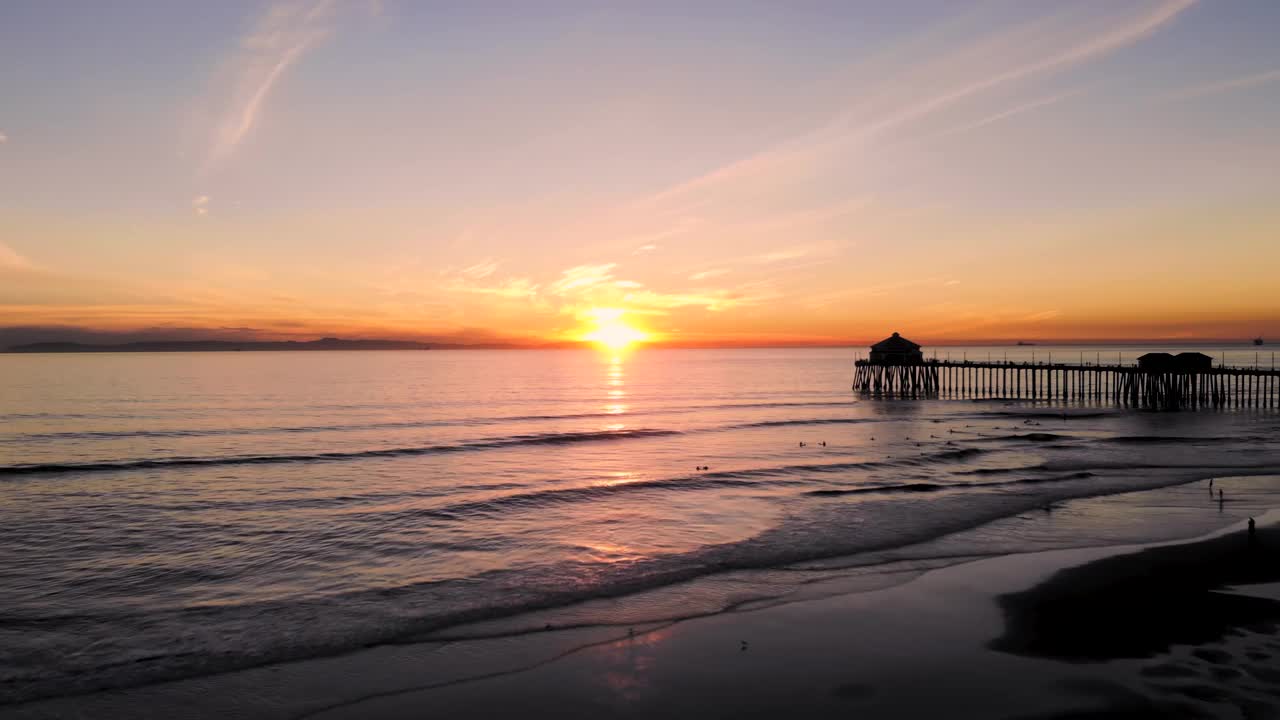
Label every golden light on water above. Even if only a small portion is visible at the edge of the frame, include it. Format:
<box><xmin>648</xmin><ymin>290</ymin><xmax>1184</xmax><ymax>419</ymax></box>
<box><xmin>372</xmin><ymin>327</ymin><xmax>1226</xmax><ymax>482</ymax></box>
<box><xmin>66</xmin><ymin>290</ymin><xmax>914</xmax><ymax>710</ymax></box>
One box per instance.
<box><xmin>604</xmin><ymin>353</ymin><xmax>628</xmax><ymax>416</ymax></box>
<box><xmin>580</xmin><ymin>308</ymin><xmax>650</xmax><ymax>351</ymax></box>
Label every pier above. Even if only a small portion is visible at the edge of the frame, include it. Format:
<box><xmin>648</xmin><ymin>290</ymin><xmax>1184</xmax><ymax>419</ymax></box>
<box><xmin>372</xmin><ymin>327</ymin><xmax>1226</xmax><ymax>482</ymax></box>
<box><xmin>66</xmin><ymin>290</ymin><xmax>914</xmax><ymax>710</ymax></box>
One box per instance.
<box><xmin>853</xmin><ymin>333</ymin><xmax>1279</xmax><ymax>410</ymax></box>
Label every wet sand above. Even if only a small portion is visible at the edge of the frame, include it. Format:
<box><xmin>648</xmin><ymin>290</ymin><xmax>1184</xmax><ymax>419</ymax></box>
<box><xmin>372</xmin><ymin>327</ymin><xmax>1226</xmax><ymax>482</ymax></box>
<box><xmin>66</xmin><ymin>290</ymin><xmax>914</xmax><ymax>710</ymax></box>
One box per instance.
<box><xmin>995</xmin><ymin>525</ymin><xmax>1280</xmax><ymax>661</ymax></box>
<box><xmin>995</xmin><ymin>522</ymin><xmax>1280</xmax><ymax>718</ymax></box>
<box><xmin>4</xmin><ymin>489</ymin><xmax>1279</xmax><ymax>720</ymax></box>
<box><xmin>297</xmin><ymin>516</ymin><xmax>1280</xmax><ymax>720</ymax></box>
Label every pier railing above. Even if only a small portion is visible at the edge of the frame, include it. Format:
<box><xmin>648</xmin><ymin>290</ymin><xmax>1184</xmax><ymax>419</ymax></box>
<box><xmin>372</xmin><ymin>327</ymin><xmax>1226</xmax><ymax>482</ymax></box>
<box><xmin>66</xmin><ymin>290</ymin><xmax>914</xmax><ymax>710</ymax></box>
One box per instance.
<box><xmin>853</xmin><ymin>359</ymin><xmax>1280</xmax><ymax>410</ymax></box>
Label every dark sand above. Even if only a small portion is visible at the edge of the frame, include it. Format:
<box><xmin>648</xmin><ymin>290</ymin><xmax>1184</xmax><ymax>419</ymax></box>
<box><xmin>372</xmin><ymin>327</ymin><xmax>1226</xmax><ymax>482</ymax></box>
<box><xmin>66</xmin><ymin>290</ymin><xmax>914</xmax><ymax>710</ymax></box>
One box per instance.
<box><xmin>995</xmin><ymin>526</ymin><xmax>1280</xmax><ymax>661</ymax></box>
<box><xmin>996</xmin><ymin>524</ymin><xmax>1280</xmax><ymax>719</ymax></box>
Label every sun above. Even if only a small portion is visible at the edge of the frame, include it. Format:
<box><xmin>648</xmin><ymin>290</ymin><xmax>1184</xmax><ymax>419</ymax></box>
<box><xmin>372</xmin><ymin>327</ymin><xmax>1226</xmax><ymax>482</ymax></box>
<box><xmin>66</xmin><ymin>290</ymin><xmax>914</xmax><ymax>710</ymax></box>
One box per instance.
<box><xmin>580</xmin><ymin>308</ymin><xmax>650</xmax><ymax>351</ymax></box>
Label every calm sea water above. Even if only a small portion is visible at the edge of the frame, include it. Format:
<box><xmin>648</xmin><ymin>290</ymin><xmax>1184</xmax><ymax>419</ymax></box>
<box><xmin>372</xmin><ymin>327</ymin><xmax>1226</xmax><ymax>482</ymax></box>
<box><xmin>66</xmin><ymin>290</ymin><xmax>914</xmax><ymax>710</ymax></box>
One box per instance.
<box><xmin>1</xmin><ymin>346</ymin><xmax>1278</xmax><ymax>703</ymax></box>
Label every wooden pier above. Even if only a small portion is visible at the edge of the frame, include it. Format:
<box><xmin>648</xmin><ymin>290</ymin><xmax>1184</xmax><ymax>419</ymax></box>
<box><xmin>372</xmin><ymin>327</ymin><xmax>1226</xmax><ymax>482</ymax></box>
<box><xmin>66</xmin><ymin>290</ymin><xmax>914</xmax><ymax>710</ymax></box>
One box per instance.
<box><xmin>851</xmin><ymin>333</ymin><xmax>1279</xmax><ymax>410</ymax></box>
<box><xmin>853</xmin><ymin>359</ymin><xmax>1280</xmax><ymax>410</ymax></box>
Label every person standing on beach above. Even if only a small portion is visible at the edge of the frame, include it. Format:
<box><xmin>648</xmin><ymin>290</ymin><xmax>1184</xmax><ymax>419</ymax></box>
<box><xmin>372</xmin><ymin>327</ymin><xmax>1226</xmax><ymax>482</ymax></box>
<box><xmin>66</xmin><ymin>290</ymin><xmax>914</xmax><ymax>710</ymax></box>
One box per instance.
<box><xmin>1249</xmin><ymin>517</ymin><xmax>1256</xmax><ymax>548</ymax></box>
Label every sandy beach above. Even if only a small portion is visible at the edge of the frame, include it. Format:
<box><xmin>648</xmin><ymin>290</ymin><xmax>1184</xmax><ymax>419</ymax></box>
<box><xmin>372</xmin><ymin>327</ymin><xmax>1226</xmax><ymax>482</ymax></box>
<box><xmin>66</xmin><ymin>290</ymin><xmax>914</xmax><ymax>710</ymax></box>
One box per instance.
<box><xmin>5</xmin><ymin>475</ymin><xmax>1279</xmax><ymax>720</ymax></box>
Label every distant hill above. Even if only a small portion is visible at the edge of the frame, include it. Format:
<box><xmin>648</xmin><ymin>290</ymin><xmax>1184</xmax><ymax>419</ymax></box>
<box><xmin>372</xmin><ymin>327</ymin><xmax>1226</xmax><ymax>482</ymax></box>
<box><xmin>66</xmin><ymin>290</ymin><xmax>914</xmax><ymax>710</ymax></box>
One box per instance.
<box><xmin>4</xmin><ymin>338</ymin><xmax>440</xmax><ymax>353</ymax></box>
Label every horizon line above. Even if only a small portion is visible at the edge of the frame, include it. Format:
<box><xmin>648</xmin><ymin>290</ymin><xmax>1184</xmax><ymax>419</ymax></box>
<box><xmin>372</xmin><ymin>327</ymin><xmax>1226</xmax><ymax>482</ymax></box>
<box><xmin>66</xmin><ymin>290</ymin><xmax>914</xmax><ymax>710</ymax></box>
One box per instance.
<box><xmin>4</xmin><ymin>336</ymin><xmax>1272</xmax><ymax>353</ymax></box>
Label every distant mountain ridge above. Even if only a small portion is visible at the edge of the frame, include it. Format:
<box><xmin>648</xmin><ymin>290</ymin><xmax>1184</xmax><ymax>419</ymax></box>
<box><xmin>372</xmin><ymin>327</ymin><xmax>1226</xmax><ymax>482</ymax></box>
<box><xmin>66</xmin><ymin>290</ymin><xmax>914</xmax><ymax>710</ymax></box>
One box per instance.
<box><xmin>7</xmin><ymin>338</ymin><xmax>443</xmax><ymax>353</ymax></box>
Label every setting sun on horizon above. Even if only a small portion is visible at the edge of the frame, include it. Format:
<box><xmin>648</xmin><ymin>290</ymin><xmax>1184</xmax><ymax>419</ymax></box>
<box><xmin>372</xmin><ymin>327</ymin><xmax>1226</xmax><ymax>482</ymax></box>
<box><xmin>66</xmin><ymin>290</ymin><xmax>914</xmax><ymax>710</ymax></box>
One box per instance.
<box><xmin>579</xmin><ymin>308</ymin><xmax>651</xmax><ymax>351</ymax></box>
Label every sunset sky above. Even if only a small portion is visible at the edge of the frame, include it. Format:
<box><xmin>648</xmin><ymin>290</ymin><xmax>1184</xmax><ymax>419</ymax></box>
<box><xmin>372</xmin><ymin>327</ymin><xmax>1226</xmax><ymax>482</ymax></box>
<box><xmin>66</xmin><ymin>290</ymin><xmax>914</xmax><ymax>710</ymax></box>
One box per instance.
<box><xmin>2</xmin><ymin>0</ymin><xmax>1278</xmax><ymax>347</ymax></box>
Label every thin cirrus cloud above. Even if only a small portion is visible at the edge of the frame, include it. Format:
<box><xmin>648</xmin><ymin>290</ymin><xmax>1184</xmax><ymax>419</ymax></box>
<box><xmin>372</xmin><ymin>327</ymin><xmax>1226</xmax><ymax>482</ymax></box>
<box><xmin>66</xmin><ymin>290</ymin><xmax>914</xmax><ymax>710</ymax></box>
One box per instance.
<box><xmin>549</xmin><ymin>264</ymin><xmax>619</xmax><ymax>295</ymax></box>
<box><xmin>689</xmin><ymin>269</ymin><xmax>729</xmax><ymax>281</ymax></box>
<box><xmin>445</xmin><ymin>259</ymin><xmax>757</xmax><ymax>320</ymax></box>
<box><xmin>749</xmin><ymin>248</ymin><xmax>811</xmax><ymax>264</ymax></box>
<box><xmin>634</xmin><ymin>0</ymin><xmax>1195</xmax><ymax>215</ymax></box>
<box><xmin>203</xmin><ymin>0</ymin><xmax>370</xmax><ymax>170</ymax></box>
<box><xmin>452</xmin><ymin>277</ymin><xmax>540</xmax><ymax>300</ymax></box>
<box><xmin>1160</xmin><ymin>67</ymin><xmax>1280</xmax><ymax>102</ymax></box>
<box><xmin>556</xmin><ymin>3</ymin><xmax>1194</xmax><ymax>313</ymax></box>
<box><xmin>925</xmin><ymin>88</ymin><xmax>1086</xmax><ymax>141</ymax></box>
<box><xmin>621</xmin><ymin>288</ymin><xmax>766</xmax><ymax>314</ymax></box>
<box><xmin>0</xmin><ymin>243</ymin><xmax>33</xmax><ymax>272</ymax></box>
<box><xmin>459</xmin><ymin>260</ymin><xmax>499</xmax><ymax>280</ymax></box>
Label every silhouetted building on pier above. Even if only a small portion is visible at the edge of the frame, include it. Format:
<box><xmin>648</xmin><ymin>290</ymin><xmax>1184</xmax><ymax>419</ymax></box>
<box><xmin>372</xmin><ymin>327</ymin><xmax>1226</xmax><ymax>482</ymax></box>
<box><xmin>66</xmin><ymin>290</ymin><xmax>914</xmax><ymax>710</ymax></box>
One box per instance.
<box><xmin>1137</xmin><ymin>352</ymin><xmax>1176</xmax><ymax>371</ymax></box>
<box><xmin>1175</xmin><ymin>352</ymin><xmax>1213</xmax><ymax>371</ymax></box>
<box><xmin>1138</xmin><ymin>352</ymin><xmax>1213</xmax><ymax>372</ymax></box>
<box><xmin>869</xmin><ymin>332</ymin><xmax>924</xmax><ymax>365</ymax></box>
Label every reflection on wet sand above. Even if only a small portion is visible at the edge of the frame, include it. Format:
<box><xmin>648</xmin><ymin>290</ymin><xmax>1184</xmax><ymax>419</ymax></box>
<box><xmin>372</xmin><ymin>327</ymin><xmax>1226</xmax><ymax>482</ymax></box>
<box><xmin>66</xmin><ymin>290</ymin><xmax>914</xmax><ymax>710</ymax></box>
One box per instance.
<box><xmin>599</xmin><ymin>625</ymin><xmax>676</xmax><ymax>702</ymax></box>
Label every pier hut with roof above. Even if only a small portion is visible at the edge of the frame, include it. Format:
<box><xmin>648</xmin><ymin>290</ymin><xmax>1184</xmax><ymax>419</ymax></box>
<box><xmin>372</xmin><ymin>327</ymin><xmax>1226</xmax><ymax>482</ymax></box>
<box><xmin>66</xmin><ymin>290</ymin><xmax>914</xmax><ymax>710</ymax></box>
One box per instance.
<box><xmin>868</xmin><ymin>332</ymin><xmax>924</xmax><ymax>365</ymax></box>
<box><xmin>854</xmin><ymin>332</ymin><xmax>936</xmax><ymax>394</ymax></box>
<box><xmin>1138</xmin><ymin>352</ymin><xmax>1213</xmax><ymax>372</ymax></box>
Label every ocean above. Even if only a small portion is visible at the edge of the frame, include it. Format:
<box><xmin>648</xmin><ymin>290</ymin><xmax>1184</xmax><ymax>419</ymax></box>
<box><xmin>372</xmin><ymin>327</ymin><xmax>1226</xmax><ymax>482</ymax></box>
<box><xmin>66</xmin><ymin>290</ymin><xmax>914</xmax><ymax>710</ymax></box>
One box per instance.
<box><xmin>1</xmin><ymin>346</ymin><xmax>1278</xmax><ymax>704</ymax></box>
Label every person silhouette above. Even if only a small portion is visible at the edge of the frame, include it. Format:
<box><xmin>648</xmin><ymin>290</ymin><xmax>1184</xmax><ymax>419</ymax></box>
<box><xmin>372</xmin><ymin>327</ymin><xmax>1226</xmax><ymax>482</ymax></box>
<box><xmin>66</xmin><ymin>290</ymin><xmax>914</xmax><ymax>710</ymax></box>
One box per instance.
<box><xmin>1248</xmin><ymin>517</ymin><xmax>1256</xmax><ymax>548</ymax></box>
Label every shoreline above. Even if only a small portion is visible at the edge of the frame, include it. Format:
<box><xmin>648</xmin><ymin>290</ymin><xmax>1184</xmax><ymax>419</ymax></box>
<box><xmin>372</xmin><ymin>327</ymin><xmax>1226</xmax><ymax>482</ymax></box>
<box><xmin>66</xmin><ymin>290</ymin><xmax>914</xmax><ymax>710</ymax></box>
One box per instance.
<box><xmin>300</xmin><ymin>512</ymin><xmax>1280</xmax><ymax>720</ymax></box>
<box><xmin>4</xmin><ymin>461</ymin><xmax>1274</xmax><ymax>708</ymax></box>
<box><xmin>4</xmin><ymin>475</ymin><xmax>1279</xmax><ymax>719</ymax></box>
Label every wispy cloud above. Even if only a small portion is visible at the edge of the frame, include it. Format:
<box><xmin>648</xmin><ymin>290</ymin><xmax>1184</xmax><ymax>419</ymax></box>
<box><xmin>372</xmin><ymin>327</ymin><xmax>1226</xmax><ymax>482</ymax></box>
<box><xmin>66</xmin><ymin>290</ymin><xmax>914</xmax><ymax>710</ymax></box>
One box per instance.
<box><xmin>928</xmin><ymin>88</ymin><xmax>1084</xmax><ymax>140</ymax></box>
<box><xmin>443</xmin><ymin>258</ymin><xmax>762</xmax><ymax>321</ymax></box>
<box><xmin>550</xmin><ymin>264</ymin><xmax>618</xmax><ymax>295</ymax></box>
<box><xmin>0</xmin><ymin>130</ymin><xmax>7</xmax><ymax>144</ymax></box>
<box><xmin>192</xmin><ymin>195</ymin><xmax>211</xmax><ymax>216</ymax></box>
<box><xmin>611</xmin><ymin>218</ymin><xmax>700</xmax><ymax>255</ymax></box>
<box><xmin>689</xmin><ymin>269</ymin><xmax>729</xmax><ymax>281</ymax></box>
<box><xmin>1161</xmin><ymin>67</ymin><xmax>1280</xmax><ymax>102</ymax></box>
<box><xmin>0</xmin><ymin>243</ymin><xmax>33</xmax><ymax>272</ymax></box>
<box><xmin>1024</xmin><ymin>309</ymin><xmax>1061</xmax><ymax>322</ymax></box>
<box><xmin>749</xmin><ymin>247</ymin><xmax>810</xmax><ymax>264</ymax></box>
<box><xmin>621</xmin><ymin>287</ymin><xmax>770</xmax><ymax>314</ymax></box>
<box><xmin>460</xmin><ymin>260</ymin><xmax>499</xmax><ymax>280</ymax></box>
<box><xmin>453</xmin><ymin>277</ymin><xmax>540</xmax><ymax>299</ymax></box>
<box><xmin>204</xmin><ymin>0</ymin><xmax>370</xmax><ymax>170</ymax></box>
<box><xmin>638</xmin><ymin>1</ymin><xmax>1194</xmax><ymax>210</ymax></box>
<box><xmin>442</xmin><ymin>260</ymin><xmax>540</xmax><ymax>300</ymax></box>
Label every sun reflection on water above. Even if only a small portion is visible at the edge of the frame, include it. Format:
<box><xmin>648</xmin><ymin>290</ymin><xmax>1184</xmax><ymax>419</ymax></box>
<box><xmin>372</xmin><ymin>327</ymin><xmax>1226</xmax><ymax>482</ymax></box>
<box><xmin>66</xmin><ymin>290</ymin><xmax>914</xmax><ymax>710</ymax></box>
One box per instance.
<box><xmin>603</xmin><ymin>354</ymin><xmax>629</xmax><ymax>422</ymax></box>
